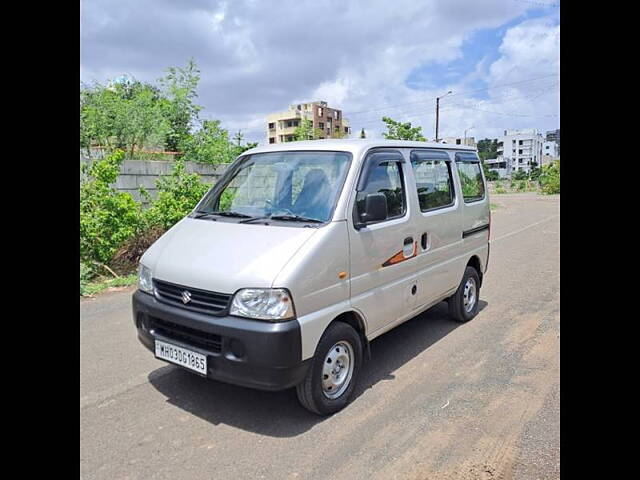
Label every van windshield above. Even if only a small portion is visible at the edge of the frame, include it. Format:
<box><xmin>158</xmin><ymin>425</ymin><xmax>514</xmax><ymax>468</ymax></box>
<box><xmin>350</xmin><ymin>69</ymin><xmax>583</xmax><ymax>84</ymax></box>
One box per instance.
<box><xmin>196</xmin><ymin>151</ymin><xmax>352</xmax><ymax>223</ymax></box>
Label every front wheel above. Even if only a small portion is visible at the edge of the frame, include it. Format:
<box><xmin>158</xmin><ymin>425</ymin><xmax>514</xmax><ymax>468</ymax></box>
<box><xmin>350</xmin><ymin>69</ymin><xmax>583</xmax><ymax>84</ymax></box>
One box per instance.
<box><xmin>296</xmin><ymin>322</ymin><xmax>363</xmax><ymax>415</ymax></box>
<box><xmin>448</xmin><ymin>266</ymin><xmax>481</xmax><ymax>323</ymax></box>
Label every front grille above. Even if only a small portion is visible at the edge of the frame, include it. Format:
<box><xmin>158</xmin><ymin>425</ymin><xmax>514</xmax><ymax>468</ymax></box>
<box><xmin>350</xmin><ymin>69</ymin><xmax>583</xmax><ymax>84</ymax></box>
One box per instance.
<box><xmin>149</xmin><ymin>316</ymin><xmax>222</xmax><ymax>353</ymax></box>
<box><xmin>153</xmin><ymin>279</ymin><xmax>231</xmax><ymax>315</ymax></box>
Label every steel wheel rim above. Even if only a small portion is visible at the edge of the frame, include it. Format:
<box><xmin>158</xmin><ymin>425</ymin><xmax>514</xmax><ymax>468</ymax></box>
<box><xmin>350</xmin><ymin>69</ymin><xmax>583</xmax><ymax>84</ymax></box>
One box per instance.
<box><xmin>321</xmin><ymin>341</ymin><xmax>354</xmax><ymax>399</ymax></box>
<box><xmin>463</xmin><ymin>277</ymin><xmax>477</xmax><ymax>313</ymax></box>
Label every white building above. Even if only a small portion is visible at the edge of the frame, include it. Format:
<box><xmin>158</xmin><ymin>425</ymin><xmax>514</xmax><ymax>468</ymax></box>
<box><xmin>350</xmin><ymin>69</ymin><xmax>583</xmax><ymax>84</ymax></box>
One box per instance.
<box><xmin>441</xmin><ymin>136</ymin><xmax>477</xmax><ymax>148</ymax></box>
<box><xmin>543</xmin><ymin>140</ymin><xmax>559</xmax><ymax>159</ymax></box>
<box><xmin>484</xmin><ymin>158</ymin><xmax>510</xmax><ymax>178</ymax></box>
<box><xmin>497</xmin><ymin>129</ymin><xmax>545</xmax><ymax>175</ymax></box>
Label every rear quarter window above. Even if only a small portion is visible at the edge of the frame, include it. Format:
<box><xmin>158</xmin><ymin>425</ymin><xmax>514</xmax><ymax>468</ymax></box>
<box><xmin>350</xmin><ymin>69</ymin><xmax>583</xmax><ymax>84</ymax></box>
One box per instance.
<box><xmin>456</xmin><ymin>161</ymin><xmax>485</xmax><ymax>202</ymax></box>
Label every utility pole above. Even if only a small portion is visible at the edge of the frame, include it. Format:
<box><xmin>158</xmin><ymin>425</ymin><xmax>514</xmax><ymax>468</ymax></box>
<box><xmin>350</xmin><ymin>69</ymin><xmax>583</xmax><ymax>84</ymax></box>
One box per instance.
<box><xmin>435</xmin><ymin>98</ymin><xmax>440</xmax><ymax>143</ymax></box>
<box><xmin>464</xmin><ymin>126</ymin><xmax>475</xmax><ymax>146</ymax></box>
<box><xmin>435</xmin><ymin>91</ymin><xmax>452</xmax><ymax>142</ymax></box>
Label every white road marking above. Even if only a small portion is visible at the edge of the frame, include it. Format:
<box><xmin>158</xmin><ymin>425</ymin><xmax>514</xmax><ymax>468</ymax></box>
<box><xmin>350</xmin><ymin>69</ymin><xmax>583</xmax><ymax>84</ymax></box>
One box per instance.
<box><xmin>491</xmin><ymin>215</ymin><xmax>559</xmax><ymax>243</ymax></box>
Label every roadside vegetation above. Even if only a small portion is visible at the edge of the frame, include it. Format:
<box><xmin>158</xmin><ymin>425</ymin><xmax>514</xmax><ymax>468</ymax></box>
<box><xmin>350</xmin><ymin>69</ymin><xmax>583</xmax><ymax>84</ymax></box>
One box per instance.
<box><xmin>80</xmin><ymin>60</ymin><xmax>559</xmax><ymax>295</ymax></box>
<box><xmin>488</xmin><ymin>159</ymin><xmax>560</xmax><ymax>195</ymax></box>
<box><xmin>80</xmin><ymin>60</ymin><xmax>260</xmax><ymax>295</ymax></box>
<box><xmin>80</xmin><ymin>59</ymin><xmax>257</xmax><ymax>163</ymax></box>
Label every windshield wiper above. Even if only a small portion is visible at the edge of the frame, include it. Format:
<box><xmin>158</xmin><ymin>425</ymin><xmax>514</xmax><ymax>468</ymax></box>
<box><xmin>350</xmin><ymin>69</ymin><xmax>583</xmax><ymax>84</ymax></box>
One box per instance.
<box><xmin>193</xmin><ymin>211</ymin><xmax>218</xmax><ymax>219</ymax></box>
<box><xmin>208</xmin><ymin>211</ymin><xmax>253</xmax><ymax>218</ymax></box>
<box><xmin>269</xmin><ymin>214</ymin><xmax>324</xmax><ymax>223</ymax></box>
<box><xmin>238</xmin><ymin>216</ymin><xmax>270</xmax><ymax>224</ymax></box>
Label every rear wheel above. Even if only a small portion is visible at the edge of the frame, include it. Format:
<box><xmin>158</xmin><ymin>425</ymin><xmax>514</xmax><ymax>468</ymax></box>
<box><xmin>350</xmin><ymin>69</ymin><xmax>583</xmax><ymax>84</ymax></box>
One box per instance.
<box><xmin>448</xmin><ymin>266</ymin><xmax>480</xmax><ymax>323</ymax></box>
<box><xmin>296</xmin><ymin>322</ymin><xmax>362</xmax><ymax>415</ymax></box>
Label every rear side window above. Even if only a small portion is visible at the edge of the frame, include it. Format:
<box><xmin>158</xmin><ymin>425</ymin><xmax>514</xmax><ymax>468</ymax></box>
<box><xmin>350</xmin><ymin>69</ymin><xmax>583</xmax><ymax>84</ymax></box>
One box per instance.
<box><xmin>410</xmin><ymin>151</ymin><xmax>454</xmax><ymax>211</ymax></box>
<box><xmin>456</xmin><ymin>161</ymin><xmax>485</xmax><ymax>202</ymax></box>
<box><xmin>356</xmin><ymin>152</ymin><xmax>406</xmax><ymax>222</ymax></box>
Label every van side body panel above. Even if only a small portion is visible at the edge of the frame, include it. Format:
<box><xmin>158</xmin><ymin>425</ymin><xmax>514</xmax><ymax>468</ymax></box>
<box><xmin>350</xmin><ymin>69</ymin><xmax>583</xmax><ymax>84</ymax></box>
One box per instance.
<box><xmin>450</xmin><ymin>154</ymin><xmax>490</xmax><ymax>283</ymax></box>
<box><xmin>344</xmin><ymin>146</ymin><xmax>490</xmax><ymax>344</ymax></box>
<box><xmin>272</xmin><ymin>221</ymin><xmax>353</xmax><ymax>360</ymax></box>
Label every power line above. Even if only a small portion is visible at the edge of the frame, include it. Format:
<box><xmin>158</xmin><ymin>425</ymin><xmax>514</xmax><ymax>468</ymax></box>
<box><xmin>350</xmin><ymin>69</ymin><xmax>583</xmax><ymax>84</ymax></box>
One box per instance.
<box><xmin>346</xmin><ymin>73</ymin><xmax>559</xmax><ymax>118</ymax></box>
<box><xmin>379</xmin><ymin>82</ymin><xmax>559</xmax><ymax>124</ymax></box>
<box><xmin>513</xmin><ymin>0</ymin><xmax>560</xmax><ymax>8</ymax></box>
<box><xmin>233</xmin><ymin>75</ymin><xmax>560</xmax><ymax>136</ymax></box>
<box><xmin>350</xmin><ymin>84</ymin><xmax>559</xmax><ymax>130</ymax></box>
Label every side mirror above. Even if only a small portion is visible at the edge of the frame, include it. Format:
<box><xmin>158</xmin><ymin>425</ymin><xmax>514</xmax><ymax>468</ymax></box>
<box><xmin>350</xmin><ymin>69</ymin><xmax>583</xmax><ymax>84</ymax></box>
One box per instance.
<box><xmin>356</xmin><ymin>193</ymin><xmax>387</xmax><ymax>229</ymax></box>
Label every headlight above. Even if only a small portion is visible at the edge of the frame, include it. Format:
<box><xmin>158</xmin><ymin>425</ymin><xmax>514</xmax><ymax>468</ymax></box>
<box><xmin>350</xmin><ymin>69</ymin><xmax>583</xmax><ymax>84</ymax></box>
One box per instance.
<box><xmin>138</xmin><ymin>264</ymin><xmax>153</xmax><ymax>294</ymax></box>
<box><xmin>230</xmin><ymin>288</ymin><xmax>295</xmax><ymax>321</ymax></box>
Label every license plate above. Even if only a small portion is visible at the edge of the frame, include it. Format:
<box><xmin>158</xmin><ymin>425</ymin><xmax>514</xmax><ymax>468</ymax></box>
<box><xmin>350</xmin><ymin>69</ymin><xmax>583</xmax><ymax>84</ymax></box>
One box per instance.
<box><xmin>155</xmin><ymin>340</ymin><xmax>207</xmax><ymax>375</ymax></box>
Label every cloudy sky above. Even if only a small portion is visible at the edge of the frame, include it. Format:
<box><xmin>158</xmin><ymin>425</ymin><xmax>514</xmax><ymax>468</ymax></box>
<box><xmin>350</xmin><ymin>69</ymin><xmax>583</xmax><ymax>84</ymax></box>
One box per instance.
<box><xmin>80</xmin><ymin>0</ymin><xmax>560</xmax><ymax>145</ymax></box>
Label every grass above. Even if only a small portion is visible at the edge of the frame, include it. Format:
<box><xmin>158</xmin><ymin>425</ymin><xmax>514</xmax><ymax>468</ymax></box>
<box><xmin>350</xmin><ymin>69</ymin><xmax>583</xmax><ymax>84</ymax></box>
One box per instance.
<box><xmin>81</xmin><ymin>274</ymin><xmax>137</xmax><ymax>297</ymax></box>
<box><xmin>490</xmin><ymin>203</ymin><xmax>500</xmax><ymax>211</ymax></box>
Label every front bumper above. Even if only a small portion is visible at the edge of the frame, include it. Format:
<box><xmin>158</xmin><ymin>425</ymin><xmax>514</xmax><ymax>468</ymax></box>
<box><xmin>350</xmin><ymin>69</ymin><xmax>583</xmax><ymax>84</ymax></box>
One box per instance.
<box><xmin>132</xmin><ymin>290</ymin><xmax>310</xmax><ymax>391</ymax></box>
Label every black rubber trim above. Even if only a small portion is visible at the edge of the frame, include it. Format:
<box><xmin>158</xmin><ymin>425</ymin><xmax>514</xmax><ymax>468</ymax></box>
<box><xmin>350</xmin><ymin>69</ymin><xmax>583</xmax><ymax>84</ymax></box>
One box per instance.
<box><xmin>455</xmin><ymin>151</ymin><xmax>481</xmax><ymax>162</ymax></box>
<box><xmin>409</xmin><ymin>149</ymin><xmax>450</xmax><ymax>161</ymax></box>
<box><xmin>462</xmin><ymin>224</ymin><xmax>490</xmax><ymax>238</ymax></box>
<box><xmin>132</xmin><ymin>290</ymin><xmax>309</xmax><ymax>391</ymax></box>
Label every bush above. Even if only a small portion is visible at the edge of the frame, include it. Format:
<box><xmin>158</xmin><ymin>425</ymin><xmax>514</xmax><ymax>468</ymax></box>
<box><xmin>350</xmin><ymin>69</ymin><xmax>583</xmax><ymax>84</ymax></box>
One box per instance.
<box><xmin>485</xmin><ymin>170</ymin><xmax>500</xmax><ymax>181</ymax></box>
<box><xmin>143</xmin><ymin>159</ymin><xmax>210</xmax><ymax>230</ymax></box>
<box><xmin>539</xmin><ymin>160</ymin><xmax>560</xmax><ymax>194</ymax></box>
<box><xmin>80</xmin><ymin>150</ymin><xmax>142</xmax><ymax>264</ymax></box>
<box><xmin>110</xmin><ymin>225</ymin><xmax>166</xmax><ymax>275</ymax></box>
<box><xmin>80</xmin><ymin>262</ymin><xmax>94</xmax><ymax>295</ymax></box>
<box><xmin>179</xmin><ymin>120</ymin><xmax>237</xmax><ymax>164</ymax></box>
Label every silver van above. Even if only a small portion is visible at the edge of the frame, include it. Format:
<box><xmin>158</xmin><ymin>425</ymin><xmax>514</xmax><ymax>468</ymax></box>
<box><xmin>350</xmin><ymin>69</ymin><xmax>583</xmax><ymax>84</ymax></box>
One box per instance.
<box><xmin>133</xmin><ymin>139</ymin><xmax>490</xmax><ymax>415</ymax></box>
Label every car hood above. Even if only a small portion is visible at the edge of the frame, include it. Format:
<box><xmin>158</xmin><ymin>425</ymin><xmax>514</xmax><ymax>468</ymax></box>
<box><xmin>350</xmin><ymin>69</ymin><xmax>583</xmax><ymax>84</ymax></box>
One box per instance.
<box><xmin>141</xmin><ymin>217</ymin><xmax>318</xmax><ymax>294</ymax></box>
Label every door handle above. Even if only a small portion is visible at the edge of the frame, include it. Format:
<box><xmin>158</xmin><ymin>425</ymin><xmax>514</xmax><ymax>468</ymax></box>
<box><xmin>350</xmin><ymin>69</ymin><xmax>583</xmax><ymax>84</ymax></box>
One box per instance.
<box><xmin>421</xmin><ymin>233</ymin><xmax>428</xmax><ymax>250</ymax></box>
<box><xmin>402</xmin><ymin>237</ymin><xmax>415</xmax><ymax>258</ymax></box>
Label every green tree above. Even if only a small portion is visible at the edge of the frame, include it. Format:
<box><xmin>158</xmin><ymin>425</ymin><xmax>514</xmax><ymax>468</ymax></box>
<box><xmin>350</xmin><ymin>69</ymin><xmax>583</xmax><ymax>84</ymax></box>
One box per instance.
<box><xmin>360</xmin><ymin>128</ymin><xmax>366</xmax><ymax>139</ymax></box>
<box><xmin>381</xmin><ymin>116</ymin><xmax>426</xmax><ymax>141</ymax></box>
<box><xmin>179</xmin><ymin>119</ymin><xmax>238</xmax><ymax>163</ymax></box>
<box><xmin>477</xmin><ymin>138</ymin><xmax>499</xmax><ymax>161</ymax></box>
<box><xmin>158</xmin><ymin>59</ymin><xmax>202</xmax><ymax>152</ymax></box>
<box><xmin>293</xmin><ymin>118</ymin><xmax>324</xmax><ymax>141</ymax></box>
<box><xmin>80</xmin><ymin>80</ymin><xmax>169</xmax><ymax>158</ymax></box>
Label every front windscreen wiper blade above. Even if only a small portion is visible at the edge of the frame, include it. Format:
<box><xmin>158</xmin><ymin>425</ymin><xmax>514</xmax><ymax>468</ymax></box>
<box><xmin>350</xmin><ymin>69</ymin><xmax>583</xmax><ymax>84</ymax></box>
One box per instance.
<box><xmin>269</xmin><ymin>214</ymin><xmax>324</xmax><ymax>223</ymax></box>
<box><xmin>209</xmin><ymin>211</ymin><xmax>253</xmax><ymax>218</ymax></box>
<box><xmin>193</xmin><ymin>210</ymin><xmax>218</xmax><ymax>219</ymax></box>
<box><xmin>238</xmin><ymin>216</ymin><xmax>270</xmax><ymax>224</ymax></box>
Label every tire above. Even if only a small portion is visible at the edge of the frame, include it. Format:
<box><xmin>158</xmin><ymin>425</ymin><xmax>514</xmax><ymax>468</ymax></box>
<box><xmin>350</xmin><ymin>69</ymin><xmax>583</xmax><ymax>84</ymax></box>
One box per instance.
<box><xmin>448</xmin><ymin>266</ymin><xmax>481</xmax><ymax>323</ymax></box>
<box><xmin>296</xmin><ymin>322</ymin><xmax>363</xmax><ymax>415</ymax></box>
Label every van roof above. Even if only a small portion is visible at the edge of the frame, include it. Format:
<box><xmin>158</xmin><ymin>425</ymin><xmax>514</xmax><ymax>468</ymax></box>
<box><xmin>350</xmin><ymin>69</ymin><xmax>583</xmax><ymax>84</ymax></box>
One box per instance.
<box><xmin>243</xmin><ymin>138</ymin><xmax>476</xmax><ymax>157</ymax></box>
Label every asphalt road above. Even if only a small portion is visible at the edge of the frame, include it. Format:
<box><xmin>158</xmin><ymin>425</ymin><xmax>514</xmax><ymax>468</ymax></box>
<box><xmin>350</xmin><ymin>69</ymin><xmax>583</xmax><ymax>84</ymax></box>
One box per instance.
<box><xmin>80</xmin><ymin>192</ymin><xmax>560</xmax><ymax>480</ymax></box>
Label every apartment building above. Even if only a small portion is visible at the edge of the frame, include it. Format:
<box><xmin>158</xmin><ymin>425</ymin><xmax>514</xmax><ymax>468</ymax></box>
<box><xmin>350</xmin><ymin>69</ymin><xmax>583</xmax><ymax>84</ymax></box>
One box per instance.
<box><xmin>441</xmin><ymin>136</ymin><xmax>477</xmax><ymax>148</ymax></box>
<box><xmin>545</xmin><ymin>128</ymin><xmax>560</xmax><ymax>157</ymax></box>
<box><xmin>266</xmin><ymin>101</ymin><xmax>350</xmax><ymax>144</ymax></box>
<box><xmin>497</xmin><ymin>129</ymin><xmax>545</xmax><ymax>175</ymax></box>
<box><xmin>546</xmin><ymin>128</ymin><xmax>560</xmax><ymax>144</ymax></box>
<box><xmin>543</xmin><ymin>140</ymin><xmax>559</xmax><ymax>158</ymax></box>
<box><xmin>484</xmin><ymin>158</ymin><xmax>510</xmax><ymax>178</ymax></box>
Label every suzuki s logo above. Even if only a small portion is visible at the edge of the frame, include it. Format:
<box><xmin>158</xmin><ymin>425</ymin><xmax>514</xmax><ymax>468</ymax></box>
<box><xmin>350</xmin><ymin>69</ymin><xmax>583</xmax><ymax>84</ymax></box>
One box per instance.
<box><xmin>181</xmin><ymin>290</ymin><xmax>192</xmax><ymax>304</ymax></box>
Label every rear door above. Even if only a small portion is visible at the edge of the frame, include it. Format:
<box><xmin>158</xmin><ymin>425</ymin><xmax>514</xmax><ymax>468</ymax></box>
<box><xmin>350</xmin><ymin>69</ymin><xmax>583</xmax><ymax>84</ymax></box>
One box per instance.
<box><xmin>407</xmin><ymin>149</ymin><xmax>463</xmax><ymax>308</ymax></box>
<box><xmin>453</xmin><ymin>151</ymin><xmax>490</xmax><ymax>279</ymax></box>
<box><xmin>347</xmin><ymin>149</ymin><xmax>417</xmax><ymax>337</ymax></box>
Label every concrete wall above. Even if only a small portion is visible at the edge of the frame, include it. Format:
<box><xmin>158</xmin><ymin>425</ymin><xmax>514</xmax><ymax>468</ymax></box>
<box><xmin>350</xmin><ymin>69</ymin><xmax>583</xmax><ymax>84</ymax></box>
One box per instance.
<box><xmin>80</xmin><ymin>157</ymin><xmax>229</xmax><ymax>204</ymax></box>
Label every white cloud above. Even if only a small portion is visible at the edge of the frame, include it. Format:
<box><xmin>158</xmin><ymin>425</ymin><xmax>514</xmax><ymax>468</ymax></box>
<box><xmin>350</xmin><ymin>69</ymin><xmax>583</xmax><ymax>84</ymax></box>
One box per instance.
<box><xmin>80</xmin><ymin>0</ymin><xmax>558</xmax><ymax>143</ymax></box>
